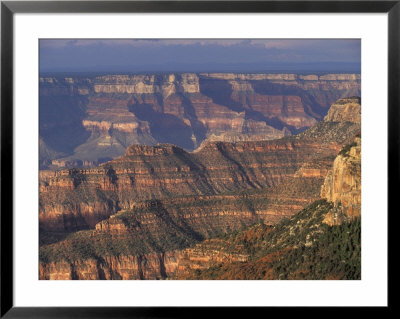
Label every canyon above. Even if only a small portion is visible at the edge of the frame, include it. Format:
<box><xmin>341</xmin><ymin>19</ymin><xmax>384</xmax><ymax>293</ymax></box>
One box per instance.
<box><xmin>172</xmin><ymin>135</ymin><xmax>362</xmax><ymax>279</ymax></box>
<box><xmin>39</xmin><ymin>96</ymin><xmax>361</xmax><ymax>280</ymax></box>
<box><xmin>39</xmin><ymin>73</ymin><xmax>360</xmax><ymax>168</ymax></box>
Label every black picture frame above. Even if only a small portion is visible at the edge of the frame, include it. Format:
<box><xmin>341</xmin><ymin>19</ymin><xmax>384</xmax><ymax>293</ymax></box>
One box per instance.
<box><xmin>1</xmin><ymin>1</ymin><xmax>397</xmax><ymax>317</ymax></box>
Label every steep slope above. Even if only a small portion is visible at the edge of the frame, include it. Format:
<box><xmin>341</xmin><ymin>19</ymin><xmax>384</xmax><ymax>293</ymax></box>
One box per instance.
<box><xmin>39</xmin><ymin>98</ymin><xmax>361</xmax><ymax>280</ymax></box>
<box><xmin>39</xmin><ymin>138</ymin><xmax>341</xmax><ymax>233</ymax></box>
<box><xmin>39</xmin><ymin>97</ymin><xmax>360</xmax><ymax>234</ymax></box>
<box><xmin>172</xmin><ymin>136</ymin><xmax>362</xmax><ymax>280</ymax></box>
<box><xmin>174</xmin><ymin>200</ymin><xmax>360</xmax><ymax>280</ymax></box>
<box><xmin>321</xmin><ymin>136</ymin><xmax>361</xmax><ymax>225</ymax></box>
<box><xmin>40</xmin><ymin>73</ymin><xmax>360</xmax><ymax>168</ymax></box>
<box><xmin>40</xmin><ymin>198</ymin><xmax>361</xmax><ymax>280</ymax></box>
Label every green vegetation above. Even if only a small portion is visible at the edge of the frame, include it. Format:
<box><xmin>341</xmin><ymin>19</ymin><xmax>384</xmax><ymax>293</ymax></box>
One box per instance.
<box><xmin>39</xmin><ymin>223</ymin><xmax>202</xmax><ymax>264</ymax></box>
<box><xmin>334</xmin><ymin>97</ymin><xmax>361</xmax><ymax>105</ymax></box>
<box><xmin>295</xmin><ymin>121</ymin><xmax>360</xmax><ymax>145</ymax></box>
<box><xmin>185</xmin><ymin>200</ymin><xmax>361</xmax><ymax>280</ymax></box>
<box><xmin>69</xmin><ymin>168</ymin><xmax>86</xmax><ymax>188</ymax></box>
<box><xmin>39</xmin><ymin>230</ymin><xmax>72</xmax><ymax>246</ymax></box>
<box><xmin>38</xmin><ymin>180</ymin><xmax>325</xmax><ymax>265</ymax></box>
<box><xmin>208</xmin><ymin>199</ymin><xmax>331</xmax><ymax>256</ymax></box>
<box><xmin>39</xmin><ymin>202</ymin><xmax>204</xmax><ymax>263</ymax></box>
<box><xmin>104</xmin><ymin>164</ymin><xmax>118</xmax><ymax>184</ymax></box>
<box><xmin>338</xmin><ymin>141</ymin><xmax>357</xmax><ymax>157</ymax></box>
<box><xmin>40</xmin><ymin>194</ymin><xmax>361</xmax><ymax>280</ymax></box>
<box><xmin>270</xmin><ymin>218</ymin><xmax>361</xmax><ymax>279</ymax></box>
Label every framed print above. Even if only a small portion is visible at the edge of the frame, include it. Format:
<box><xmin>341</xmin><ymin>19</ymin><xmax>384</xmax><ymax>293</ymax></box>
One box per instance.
<box><xmin>1</xmin><ymin>0</ymin><xmax>397</xmax><ymax>317</ymax></box>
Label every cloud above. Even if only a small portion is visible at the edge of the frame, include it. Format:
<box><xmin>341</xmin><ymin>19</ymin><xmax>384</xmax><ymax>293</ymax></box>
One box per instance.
<box><xmin>40</xmin><ymin>39</ymin><xmax>75</xmax><ymax>48</ymax></box>
<box><xmin>40</xmin><ymin>39</ymin><xmax>253</xmax><ymax>48</ymax></box>
<box><xmin>39</xmin><ymin>38</ymin><xmax>360</xmax><ymax>72</ymax></box>
<box><xmin>39</xmin><ymin>39</ymin><xmax>360</xmax><ymax>53</ymax></box>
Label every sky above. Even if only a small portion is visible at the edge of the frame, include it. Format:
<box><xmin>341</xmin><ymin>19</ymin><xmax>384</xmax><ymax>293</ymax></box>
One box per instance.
<box><xmin>39</xmin><ymin>39</ymin><xmax>361</xmax><ymax>74</ymax></box>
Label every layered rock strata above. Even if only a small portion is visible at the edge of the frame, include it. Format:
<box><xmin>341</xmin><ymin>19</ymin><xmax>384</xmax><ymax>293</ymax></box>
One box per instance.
<box><xmin>40</xmin><ymin>97</ymin><xmax>360</xmax><ymax>232</ymax></box>
<box><xmin>172</xmin><ymin>141</ymin><xmax>362</xmax><ymax>278</ymax></box>
<box><xmin>39</xmin><ymin>252</ymin><xmax>182</xmax><ymax>280</ymax></box>
<box><xmin>39</xmin><ymin>73</ymin><xmax>360</xmax><ymax>168</ymax></box>
<box><xmin>321</xmin><ymin>136</ymin><xmax>361</xmax><ymax>225</ymax></box>
<box><xmin>171</xmin><ymin>138</ymin><xmax>362</xmax><ymax>278</ymax></box>
<box><xmin>39</xmin><ymin>97</ymin><xmax>361</xmax><ymax>280</ymax></box>
<box><xmin>39</xmin><ymin>138</ymin><xmax>341</xmax><ymax>232</ymax></box>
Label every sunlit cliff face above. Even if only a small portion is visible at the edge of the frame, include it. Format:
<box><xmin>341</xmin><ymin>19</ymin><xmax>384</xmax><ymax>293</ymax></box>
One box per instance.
<box><xmin>39</xmin><ymin>73</ymin><xmax>360</xmax><ymax>168</ymax></box>
<box><xmin>38</xmin><ymin>96</ymin><xmax>361</xmax><ymax>280</ymax></box>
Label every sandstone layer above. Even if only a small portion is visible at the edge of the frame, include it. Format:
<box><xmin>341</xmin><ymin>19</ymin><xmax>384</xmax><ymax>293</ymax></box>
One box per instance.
<box><xmin>173</xmin><ymin>135</ymin><xmax>362</xmax><ymax>278</ymax></box>
<box><xmin>40</xmin><ymin>73</ymin><xmax>360</xmax><ymax>168</ymax></box>
<box><xmin>321</xmin><ymin>136</ymin><xmax>361</xmax><ymax>225</ymax></box>
<box><xmin>172</xmin><ymin>141</ymin><xmax>362</xmax><ymax>279</ymax></box>
<box><xmin>39</xmin><ymin>98</ymin><xmax>360</xmax><ymax>234</ymax></box>
<box><xmin>39</xmin><ymin>97</ymin><xmax>361</xmax><ymax>280</ymax></box>
<box><xmin>39</xmin><ymin>136</ymin><xmax>345</xmax><ymax>233</ymax></box>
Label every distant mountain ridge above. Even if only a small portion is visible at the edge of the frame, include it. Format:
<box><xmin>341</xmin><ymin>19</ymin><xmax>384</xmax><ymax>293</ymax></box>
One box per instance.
<box><xmin>40</xmin><ymin>61</ymin><xmax>361</xmax><ymax>74</ymax></box>
<box><xmin>39</xmin><ymin>72</ymin><xmax>360</xmax><ymax>168</ymax></box>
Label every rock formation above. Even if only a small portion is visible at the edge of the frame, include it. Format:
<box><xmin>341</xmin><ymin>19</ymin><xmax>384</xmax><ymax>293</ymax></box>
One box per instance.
<box><xmin>172</xmin><ymin>138</ymin><xmax>362</xmax><ymax>278</ymax></box>
<box><xmin>324</xmin><ymin>97</ymin><xmax>361</xmax><ymax>124</ymax></box>
<box><xmin>39</xmin><ymin>73</ymin><xmax>360</xmax><ymax>168</ymax></box>
<box><xmin>171</xmin><ymin>200</ymin><xmax>360</xmax><ymax>280</ymax></box>
<box><xmin>39</xmin><ymin>96</ymin><xmax>361</xmax><ymax>280</ymax></box>
<box><xmin>321</xmin><ymin>136</ymin><xmax>361</xmax><ymax>225</ymax></box>
<box><xmin>39</xmin><ymin>132</ymin><xmax>347</xmax><ymax>233</ymax></box>
<box><xmin>172</xmin><ymin>141</ymin><xmax>362</xmax><ymax>279</ymax></box>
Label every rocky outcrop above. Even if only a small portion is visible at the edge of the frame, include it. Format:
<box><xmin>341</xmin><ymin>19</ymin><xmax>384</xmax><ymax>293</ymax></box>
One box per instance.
<box><xmin>39</xmin><ymin>96</ymin><xmax>361</xmax><ymax>280</ymax></box>
<box><xmin>38</xmin><ymin>148</ymin><xmax>357</xmax><ymax>280</ymax></box>
<box><xmin>324</xmin><ymin>97</ymin><xmax>361</xmax><ymax>124</ymax></box>
<box><xmin>171</xmin><ymin>138</ymin><xmax>362</xmax><ymax>278</ymax></box>
<box><xmin>40</xmin><ymin>137</ymin><xmax>360</xmax><ymax>280</ymax></box>
<box><xmin>38</xmin><ymin>129</ymin><xmax>344</xmax><ymax>278</ymax></box>
<box><xmin>39</xmin><ymin>97</ymin><xmax>360</xmax><ymax>233</ymax></box>
<box><xmin>39</xmin><ymin>199</ymin><xmax>342</xmax><ymax>280</ymax></box>
<box><xmin>39</xmin><ymin>73</ymin><xmax>360</xmax><ymax>168</ymax></box>
<box><xmin>172</xmin><ymin>137</ymin><xmax>361</xmax><ymax>278</ymax></box>
<box><xmin>321</xmin><ymin>136</ymin><xmax>361</xmax><ymax>225</ymax></box>
<box><xmin>171</xmin><ymin>200</ymin><xmax>360</xmax><ymax>280</ymax></box>
<box><xmin>39</xmin><ymin>137</ymin><xmax>341</xmax><ymax>232</ymax></box>
<box><xmin>39</xmin><ymin>252</ymin><xmax>182</xmax><ymax>280</ymax></box>
<box><xmin>201</xmin><ymin>73</ymin><xmax>360</xmax><ymax>81</ymax></box>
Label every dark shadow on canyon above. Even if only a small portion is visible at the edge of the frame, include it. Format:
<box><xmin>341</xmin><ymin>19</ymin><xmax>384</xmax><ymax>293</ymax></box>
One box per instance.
<box><xmin>39</xmin><ymin>95</ymin><xmax>91</xmax><ymax>155</ymax></box>
<box><xmin>128</xmin><ymin>102</ymin><xmax>195</xmax><ymax>150</ymax></box>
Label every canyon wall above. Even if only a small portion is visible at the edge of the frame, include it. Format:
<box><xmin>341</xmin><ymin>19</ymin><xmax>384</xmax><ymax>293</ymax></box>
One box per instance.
<box><xmin>321</xmin><ymin>136</ymin><xmax>361</xmax><ymax>225</ymax></box>
<box><xmin>39</xmin><ymin>134</ymin><xmax>347</xmax><ymax>233</ymax></box>
<box><xmin>39</xmin><ymin>97</ymin><xmax>360</xmax><ymax>233</ymax></box>
<box><xmin>39</xmin><ymin>252</ymin><xmax>182</xmax><ymax>280</ymax></box>
<box><xmin>39</xmin><ymin>73</ymin><xmax>360</xmax><ymax>168</ymax></box>
<box><xmin>172</xmin><ymin>139</ymin><xmax>362</xmax><ymax>278</ymax></box>
<box><xmin>39</xmin><ymin>139</ymin><xmax>339</xmax><ymax>232</ymax></box>
<box><xmin>39</xmin><ymin>97</ymin><xmax>361</xmax><ymax>279</ymax></box>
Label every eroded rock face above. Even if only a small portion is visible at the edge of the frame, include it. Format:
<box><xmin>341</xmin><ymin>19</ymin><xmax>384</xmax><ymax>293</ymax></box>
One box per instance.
<box><xmin>39</xmin><ymin>138</ymin><xmax>341</xmax><ymax>232</ymax></box>
<box><xmin>39</xmin><ymin>252</ymin><xmax>182</xmax><ymax>280</ymax></box>
<box><xmin>39</xmin><ymin>73</ymin><xmax>360</xmax><ymax>168</ymax></box>
<box><xmin>39</xmin><ymin>97</ymin><xmax>361</xmax><ymax>280</ymax></box>
<box><xmin>39</xmin><ymin>97</ymin><xmax>361</xmax><ymax>233</ymax></box>
<box><xmin>38</xmin><ymin>147</ymin><xmax>355</xmax><ymax>280</ymax></box>
<box><xmin>324</xmin><ymin>97</ymin><xmax>361</xmax><ymax>124</ymax></box>
<box><xmin>321</xmin><ymin>137</ymin><xmax>361</xmax><ymax>225</ymax></box>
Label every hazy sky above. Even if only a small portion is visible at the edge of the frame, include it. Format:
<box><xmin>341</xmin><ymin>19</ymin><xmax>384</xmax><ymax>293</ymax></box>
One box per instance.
<box><xmin>39</xmin><ymin>39</ymin><xmax>361</xmax><ymax>73</ymax></box>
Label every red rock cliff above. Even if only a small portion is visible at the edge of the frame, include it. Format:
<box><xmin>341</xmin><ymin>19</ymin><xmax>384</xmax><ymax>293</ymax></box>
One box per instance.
<box><xmin>39</xmin><ymin>73</ymin><xmax>360</xmax><ymax>168</ymax></box>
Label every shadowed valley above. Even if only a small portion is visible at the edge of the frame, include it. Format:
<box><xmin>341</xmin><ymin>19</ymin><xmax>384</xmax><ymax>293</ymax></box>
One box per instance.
<box><xmin>39</xmin><ymin>95</ymin><xmax>361</xmax><ymax>280</ymax></box>
<box><xmin>40</xmin><ymin>73</ymin><xmax>360</xmax><ymax>169</ymax></box>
